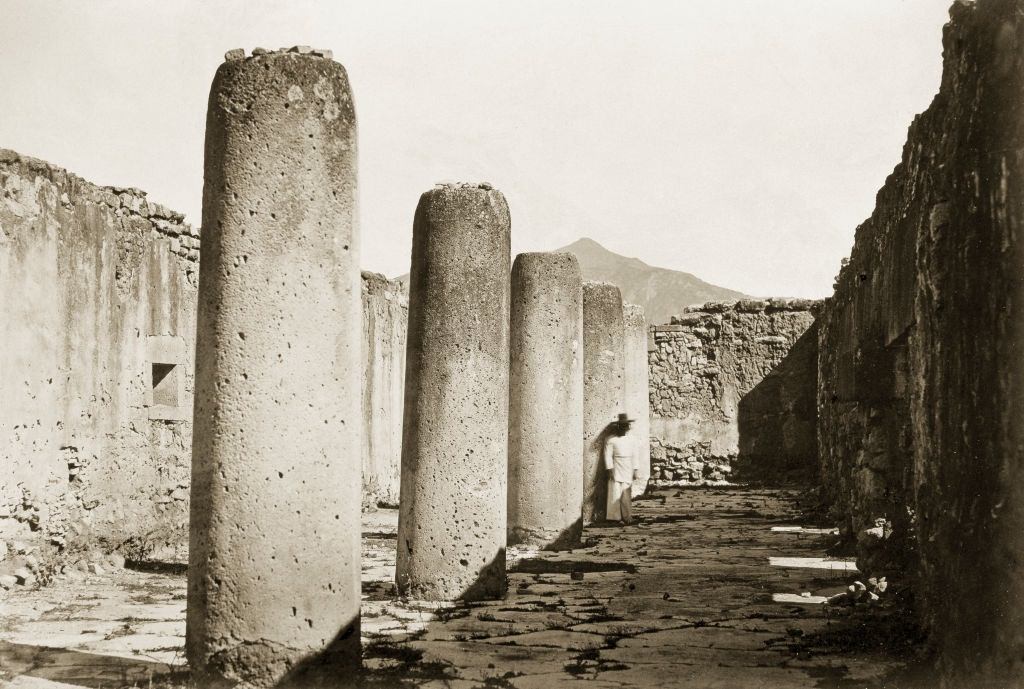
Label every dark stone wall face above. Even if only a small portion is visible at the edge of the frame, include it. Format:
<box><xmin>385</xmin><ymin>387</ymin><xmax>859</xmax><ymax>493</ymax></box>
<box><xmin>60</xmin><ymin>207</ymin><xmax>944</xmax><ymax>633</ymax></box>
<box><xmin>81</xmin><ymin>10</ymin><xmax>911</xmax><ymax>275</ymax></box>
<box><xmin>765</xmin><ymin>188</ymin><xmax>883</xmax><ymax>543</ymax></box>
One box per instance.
<box><xmin>648</xmin><ymin>300</ymin><xmax>820</xmax><ymax>485</ymax></box>
<box><xmin>818</xmin><ymin>1</ymin><xmax>1024</xmax><ymax>683</ymax></box>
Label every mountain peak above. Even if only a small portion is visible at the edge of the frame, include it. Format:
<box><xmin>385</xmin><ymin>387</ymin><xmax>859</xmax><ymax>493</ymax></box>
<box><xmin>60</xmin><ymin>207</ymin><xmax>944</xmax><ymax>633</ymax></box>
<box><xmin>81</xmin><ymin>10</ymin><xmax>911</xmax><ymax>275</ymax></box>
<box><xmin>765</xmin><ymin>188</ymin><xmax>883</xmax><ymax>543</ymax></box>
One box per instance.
<box><xmin>564</xmin><ymin>237</ymin><xmax>606</xmax><ymax>250</ymax></box>
<box><xmin>556</xmin><ymin>238</ymin><xmax>747</xmax><ymax>325</ymax></box>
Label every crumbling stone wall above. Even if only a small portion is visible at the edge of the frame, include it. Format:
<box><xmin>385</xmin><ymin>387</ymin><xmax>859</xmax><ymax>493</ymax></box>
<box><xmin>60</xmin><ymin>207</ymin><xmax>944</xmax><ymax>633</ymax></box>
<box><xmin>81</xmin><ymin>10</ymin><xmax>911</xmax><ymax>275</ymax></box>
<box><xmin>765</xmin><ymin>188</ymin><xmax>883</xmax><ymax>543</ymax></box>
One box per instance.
<box><xmin>361</xmin><ymin>271</ymin><xmax>407</xmax><ymax>508</ymax></box>
<box><xmin>0</xmin><ymin>149</ymin><xmax>199</xmax><ymax>575</ymax></box>
<box><xmin>648</xmin><ymin>300</ymin><xmax>818</xmax><ymax>485</ymax></box>
<box><xmin>0</xmin><ymin>150</ymin><xmax>414</xmax><ymax>583</ymax></box>
<box><xmin>817</xmin><ymin>1</ymin><xmax>1024</xmax><ymax>684</ymax></box>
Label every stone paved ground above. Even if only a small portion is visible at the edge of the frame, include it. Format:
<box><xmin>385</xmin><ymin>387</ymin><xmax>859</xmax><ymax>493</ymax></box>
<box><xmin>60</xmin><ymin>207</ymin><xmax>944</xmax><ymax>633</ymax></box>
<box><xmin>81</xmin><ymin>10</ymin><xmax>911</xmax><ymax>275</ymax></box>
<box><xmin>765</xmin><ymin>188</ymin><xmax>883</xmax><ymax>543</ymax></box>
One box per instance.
<box><xmin>0</xmin><ymin>488</ymin><xmax>928</xmax><ymax>688</ymax></box>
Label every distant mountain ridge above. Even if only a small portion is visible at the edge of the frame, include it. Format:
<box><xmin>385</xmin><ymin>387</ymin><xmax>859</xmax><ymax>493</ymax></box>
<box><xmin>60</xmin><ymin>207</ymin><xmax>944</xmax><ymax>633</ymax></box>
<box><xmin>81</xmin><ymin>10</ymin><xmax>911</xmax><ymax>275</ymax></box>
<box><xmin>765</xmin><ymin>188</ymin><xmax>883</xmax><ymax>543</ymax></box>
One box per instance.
<box><xmin>557</xmin><ymin>238</ymin><xmax>747</xmax><ymax>325</ymax></box>
<box><xmin>393</xmin><ymin>237</ymin><xmax>746</xmax><ymax>326</ymax></box>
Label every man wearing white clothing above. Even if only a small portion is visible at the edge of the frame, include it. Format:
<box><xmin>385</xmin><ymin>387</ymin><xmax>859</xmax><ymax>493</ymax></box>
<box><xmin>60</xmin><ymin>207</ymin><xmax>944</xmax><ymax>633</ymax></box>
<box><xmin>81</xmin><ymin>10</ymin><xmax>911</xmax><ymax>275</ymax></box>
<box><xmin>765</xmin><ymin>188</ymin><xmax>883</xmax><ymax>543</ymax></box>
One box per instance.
<box><xmin>604</xmin><ymin>412</ymin><xmax>639</xmax><ymax>524</ymax></box>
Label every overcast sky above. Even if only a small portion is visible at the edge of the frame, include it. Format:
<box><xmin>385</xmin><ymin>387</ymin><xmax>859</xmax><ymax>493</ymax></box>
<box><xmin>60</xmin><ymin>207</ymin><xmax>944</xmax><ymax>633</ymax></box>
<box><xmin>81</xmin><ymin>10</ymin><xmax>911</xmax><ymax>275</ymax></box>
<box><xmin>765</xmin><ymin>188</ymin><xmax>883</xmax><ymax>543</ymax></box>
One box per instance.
<box><xmin>1</xmin><ymin>1</ymin><xmax>951</xmax><ymax>297</ymax></box>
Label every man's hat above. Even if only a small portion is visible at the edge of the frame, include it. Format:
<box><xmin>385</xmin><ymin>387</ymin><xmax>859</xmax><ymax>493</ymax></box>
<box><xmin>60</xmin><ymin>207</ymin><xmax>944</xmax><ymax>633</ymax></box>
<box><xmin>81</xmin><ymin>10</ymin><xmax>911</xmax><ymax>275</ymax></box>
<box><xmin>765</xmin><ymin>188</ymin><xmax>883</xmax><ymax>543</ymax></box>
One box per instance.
<box><xmin>615</xmin><ymin>413</ymin><xmax>636</xmax><ymax>423</ymax></box>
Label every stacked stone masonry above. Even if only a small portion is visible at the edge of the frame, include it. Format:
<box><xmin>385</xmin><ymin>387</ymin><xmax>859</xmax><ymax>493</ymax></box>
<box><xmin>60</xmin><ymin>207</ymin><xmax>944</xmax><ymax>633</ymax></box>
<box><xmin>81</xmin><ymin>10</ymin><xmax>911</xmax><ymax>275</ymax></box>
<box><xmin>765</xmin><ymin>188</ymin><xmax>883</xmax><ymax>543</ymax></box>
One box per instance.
<box><xmin>816</xmin><ymin>2</ymin><xmax>1024</xmax><ymax>686</ymax></box>
<box><xmin>648</xmin><ymin>299</ymin><xmax>820</xmax><ymax>486</ymax></box>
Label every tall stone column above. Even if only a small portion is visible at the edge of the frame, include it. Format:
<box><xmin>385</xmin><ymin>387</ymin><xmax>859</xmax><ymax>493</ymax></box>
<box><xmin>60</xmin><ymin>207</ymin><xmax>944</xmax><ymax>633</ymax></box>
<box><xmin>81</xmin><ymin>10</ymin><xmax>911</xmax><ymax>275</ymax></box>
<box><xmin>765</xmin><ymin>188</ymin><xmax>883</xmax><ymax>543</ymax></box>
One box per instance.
<box><xmin>396</xmin><ymin>183</ymin><xmax>511</xmax><ymax>601</ymax></box>
<box><xmin>187</xmin><ymin>48</ymin><xmax>361</xmax><ymax>687</ymax></box>
<box><xmin>624</xmin><ymin>303</ymin><xmax>651</xmax><ymax>496</ymax></box>
<box><xmin>508</xmin><ymin>252</ymin><xmax>584</xmax><ymax>548</ymax></box>
<box><xmin>582</xmin><ymin>281</ymin><xmax>625</xmax><ymax>524</ymax></box>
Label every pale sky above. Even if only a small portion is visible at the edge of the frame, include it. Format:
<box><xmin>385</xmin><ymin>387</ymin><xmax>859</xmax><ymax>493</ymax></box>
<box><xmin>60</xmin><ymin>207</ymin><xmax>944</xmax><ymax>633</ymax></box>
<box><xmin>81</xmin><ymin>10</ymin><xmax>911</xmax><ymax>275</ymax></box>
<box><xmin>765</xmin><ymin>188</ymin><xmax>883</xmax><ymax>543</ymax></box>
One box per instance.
<box><xmin>1</xmin><ymin>0</ymin><xmax>951</xmax><ymax>297</ymax></box>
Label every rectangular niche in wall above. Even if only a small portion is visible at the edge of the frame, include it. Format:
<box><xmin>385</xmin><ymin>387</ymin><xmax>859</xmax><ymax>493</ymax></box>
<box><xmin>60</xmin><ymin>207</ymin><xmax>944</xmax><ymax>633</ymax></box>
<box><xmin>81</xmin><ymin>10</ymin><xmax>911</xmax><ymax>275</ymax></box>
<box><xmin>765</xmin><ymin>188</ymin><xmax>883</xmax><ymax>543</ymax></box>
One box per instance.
<box><xmin>147</xmin><ymin>335</ymin><xmax>187</xmax><ymax>421</ymax></box>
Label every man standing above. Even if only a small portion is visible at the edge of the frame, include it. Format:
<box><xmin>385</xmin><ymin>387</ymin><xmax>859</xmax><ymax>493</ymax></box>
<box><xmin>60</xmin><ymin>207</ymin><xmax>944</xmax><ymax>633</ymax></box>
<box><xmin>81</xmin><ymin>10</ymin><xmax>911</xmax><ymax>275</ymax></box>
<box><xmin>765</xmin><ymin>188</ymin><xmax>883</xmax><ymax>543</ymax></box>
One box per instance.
<box><xmin>604</xmin><ymin>413</ymin><xmax>639</xmax><ymax>524</ymax></box>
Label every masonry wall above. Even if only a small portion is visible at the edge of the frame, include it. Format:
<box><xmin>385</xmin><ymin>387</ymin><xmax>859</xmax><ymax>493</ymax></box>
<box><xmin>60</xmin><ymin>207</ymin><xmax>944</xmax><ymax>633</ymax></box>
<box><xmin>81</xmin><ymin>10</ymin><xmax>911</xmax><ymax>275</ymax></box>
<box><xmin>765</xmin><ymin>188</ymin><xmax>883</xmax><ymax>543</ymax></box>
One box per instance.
<box><xmin>647</xmin><ymin>299</ymin><xmax>818</xmax><ymax>485</ymax></box>
<box><xmin>361</xmin><ymin>271</ymin><xmax>407</xmax><ymax>508</ymax></box>
<box><xmin>0</xmin><ymin>150</ymin><xmax>412</xmax><ymax>576</ymax></box>
<box><xmin>816</xmin><ymin>1</ymin><xmax>1024</xmax><ymax>684</ymax></box>
<box><xmin>0</xmin><ymin>149</ymin><xmax>199</xmax><ymax>565</ymax></box>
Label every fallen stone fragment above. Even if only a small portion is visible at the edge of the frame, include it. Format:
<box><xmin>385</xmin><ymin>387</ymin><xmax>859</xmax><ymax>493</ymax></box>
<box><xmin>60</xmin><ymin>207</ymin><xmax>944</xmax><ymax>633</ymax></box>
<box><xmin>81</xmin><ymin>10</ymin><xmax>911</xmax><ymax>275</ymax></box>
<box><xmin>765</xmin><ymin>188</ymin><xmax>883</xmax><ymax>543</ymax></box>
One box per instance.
<box><xmin>13</xmin><ymin>567</ymin><xmax>33</xmax><ymax>584</ymax></box>
<box><xmin>0</xmin><ymin>574</ymin><xmax>17</xmax><ymax>589</ymax></box>
<box><xmin>770</xmin><ymin>526</ymin><xmax>840</xmax><ymax>535</ymax></box>
<box><xmin>224</xmin><ymin>48</ymin><xmax>245</xmax><ymax>61</ymax></box>
<box><xmin>768</xmin><ymin>556</ymin><xmax>858</xmax><ymax>572</ymax></box>
<box><xmin>312</xmin><ymin>49</ymin><xmax>333</xmax><ymax>59</ymax></box>
<box><xmin>88</xmin><ymin>562</ymin><xmax>104</xmax><ymax>575</ymax></box>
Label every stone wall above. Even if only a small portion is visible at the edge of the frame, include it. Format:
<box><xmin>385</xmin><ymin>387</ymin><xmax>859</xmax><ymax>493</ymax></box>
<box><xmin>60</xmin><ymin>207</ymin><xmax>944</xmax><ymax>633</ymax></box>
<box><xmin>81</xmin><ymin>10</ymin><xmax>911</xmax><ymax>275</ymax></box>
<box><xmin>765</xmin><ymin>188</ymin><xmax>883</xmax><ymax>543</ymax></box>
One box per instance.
<box><xmin>816</xmin><ymin>1</ymin><xmax>1024</xmax><ymax>684</ymax></box>
<box><xmin>648</xmin><ymin>299</ymin><xmax>819</xmax><ymax>485</ymax></box>
<box><xmin>0</xmin><ymin>149</ymin><xmax>199</xmax><ymax>573</ymax></box>
<box><xmin>361</xmin><ymin>271</ymin><xmax>407</xmax><ymax>508</ymax></box>
<box><xmin>0</xmin><ymin>150</ymin><xmax>413</xmax><ymax>580</ymax></box>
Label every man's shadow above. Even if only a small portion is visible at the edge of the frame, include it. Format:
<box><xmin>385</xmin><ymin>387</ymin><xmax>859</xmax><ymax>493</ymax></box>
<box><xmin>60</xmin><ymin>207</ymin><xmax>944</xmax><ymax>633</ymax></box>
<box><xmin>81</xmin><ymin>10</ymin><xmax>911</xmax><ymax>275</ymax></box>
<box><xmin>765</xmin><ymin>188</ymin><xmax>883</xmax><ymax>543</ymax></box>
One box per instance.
<box><xmin>585</xmin><ymin>422</ymin><xmax>619</xmax><ymax>525</ymax></box>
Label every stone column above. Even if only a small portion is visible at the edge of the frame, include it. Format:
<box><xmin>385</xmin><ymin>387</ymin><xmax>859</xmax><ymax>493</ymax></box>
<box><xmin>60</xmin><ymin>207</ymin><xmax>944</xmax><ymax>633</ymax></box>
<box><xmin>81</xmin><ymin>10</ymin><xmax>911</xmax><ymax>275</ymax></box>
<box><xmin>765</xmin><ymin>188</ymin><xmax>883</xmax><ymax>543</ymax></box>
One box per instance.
<box><xmin>582</xmin><ymin>281</ymin><xmax>625</xmax><ymax>524</ymax></box>
<box><xmin>508</xmin><ymin>252</ymin><xmax>584</xmax><ymax>548</ymax></box>
<box><xmin>187</xmin><ymin>47</ymin><xmax>361</xmax><ymax>688</ymax></box>
<box><xmin>624</xmin><ymin>303</ymin><xmax>651</xmax><ymax>496</ymax></box>
<box><xmin>396</xmin><ymin>183</ymin><xmax>511</xmax><ymax>601</ymax></box>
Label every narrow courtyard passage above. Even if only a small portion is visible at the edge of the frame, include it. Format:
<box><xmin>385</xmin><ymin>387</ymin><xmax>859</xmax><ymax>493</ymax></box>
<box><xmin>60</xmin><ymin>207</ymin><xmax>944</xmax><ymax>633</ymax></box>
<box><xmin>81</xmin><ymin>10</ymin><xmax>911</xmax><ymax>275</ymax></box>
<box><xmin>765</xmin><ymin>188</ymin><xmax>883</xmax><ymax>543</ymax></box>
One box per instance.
<box><xmin>1</xmin><ymin>489</ymin><xmax>925</xmax><ymax>688</ymax></box>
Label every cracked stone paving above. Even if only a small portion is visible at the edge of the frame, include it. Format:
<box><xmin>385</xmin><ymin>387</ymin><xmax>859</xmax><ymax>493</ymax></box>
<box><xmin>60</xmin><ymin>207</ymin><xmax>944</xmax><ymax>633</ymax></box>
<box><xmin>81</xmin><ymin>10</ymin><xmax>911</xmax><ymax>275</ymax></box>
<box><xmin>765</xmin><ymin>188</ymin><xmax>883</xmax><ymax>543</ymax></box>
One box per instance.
<box><xmin>0</xmin><ymin>487</ymin><xmax>927</xmax><ymax>688</ymax></box>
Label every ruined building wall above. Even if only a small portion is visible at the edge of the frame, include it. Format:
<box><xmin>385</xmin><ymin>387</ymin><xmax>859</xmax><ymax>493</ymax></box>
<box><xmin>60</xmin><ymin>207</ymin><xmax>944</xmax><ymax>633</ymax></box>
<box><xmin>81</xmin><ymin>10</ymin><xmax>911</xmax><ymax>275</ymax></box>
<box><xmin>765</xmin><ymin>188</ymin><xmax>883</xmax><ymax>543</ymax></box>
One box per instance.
<box><xmin>647</xmin><ymin>300</ymin><xmax>818</xmax><ymax>485</ymax></box>
<box><xmin>0</xmin><ymin>152</ymin><xmax>414</xmax><ymax>567</ymax></box>
<box><xmin>817</xmin><ymin>1</ymin><xmax>1024</xmax><ymax>684</ymax></box>
<box><xmin>361</xmin><ymin>271</ymin><xmax>407</xmax><ymax>508</ymax></box>
<box><xmin>0</xmin><ymin>149</ymin><xmax>199</xmax><ymax>560</ymax></box>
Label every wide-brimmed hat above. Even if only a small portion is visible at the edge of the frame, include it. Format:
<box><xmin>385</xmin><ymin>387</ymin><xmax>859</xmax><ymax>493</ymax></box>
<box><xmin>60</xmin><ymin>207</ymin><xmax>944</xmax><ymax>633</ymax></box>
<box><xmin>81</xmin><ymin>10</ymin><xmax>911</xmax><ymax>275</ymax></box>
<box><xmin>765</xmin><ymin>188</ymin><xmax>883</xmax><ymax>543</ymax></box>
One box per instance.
<box><xmin>615</xmin><ymin>413</ymin><xmax>636</xmax><ymax>424</ymax></box>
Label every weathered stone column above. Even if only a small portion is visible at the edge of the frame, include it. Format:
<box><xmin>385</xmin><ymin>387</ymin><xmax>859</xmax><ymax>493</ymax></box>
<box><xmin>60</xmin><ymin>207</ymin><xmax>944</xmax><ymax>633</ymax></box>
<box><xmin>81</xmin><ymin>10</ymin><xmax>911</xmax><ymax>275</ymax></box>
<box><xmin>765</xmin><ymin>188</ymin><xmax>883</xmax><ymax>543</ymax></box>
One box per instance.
<box><xmin>624</xmin><ymin>303</ymin><xmax>651</xmax><ymax>496</ymax></box>
<box><xmin>396</xmin><ymin>183</ymin><xmax>511</xmax><ymax>601</ymax></box>
<box><xmin>582</xmin><ymin>281</ymin><xmax>625</xmax><ymax>524</ymax></box>
<box><xmin>188</xmin><ymin>47</ymin><xmax>361</xmax><ymax>687</ymax></box>
<box><xmin>361</xmin><ymin>271</ymin><xmax>408</xmax><ymax>508</ymax></box>
<box><xmin>508</xmin><ymin>252</ymin><xmax>584</xmax><ymax>548</ymax></box>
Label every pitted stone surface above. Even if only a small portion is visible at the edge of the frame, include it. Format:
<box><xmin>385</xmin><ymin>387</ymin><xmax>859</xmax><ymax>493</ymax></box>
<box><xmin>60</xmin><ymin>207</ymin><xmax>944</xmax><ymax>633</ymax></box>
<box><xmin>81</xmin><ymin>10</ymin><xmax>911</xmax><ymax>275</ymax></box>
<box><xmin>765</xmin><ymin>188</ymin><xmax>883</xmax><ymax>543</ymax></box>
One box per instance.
<box><xmin>188</xmin><ymin>49</ymin><xmax>361</xmax><ymax>685</ymax></box>
<box><xmin>508</xmin><ymin>252</ymin><xmax>584</xmax><ymax>548</ymax></box>
<box><xmin>396</xmin><ymin>184</ymin><xmax>511</xmax><ymax>601</ymax></box>
<box><xmin>623</xmin><ymin>303</ymin><xmax>651</xmax><ymax>496</ymax></box>
<box><xmin>581</xmin><ymin>282</ymin><xmax>625</xmax><ymax>524</ymax></box>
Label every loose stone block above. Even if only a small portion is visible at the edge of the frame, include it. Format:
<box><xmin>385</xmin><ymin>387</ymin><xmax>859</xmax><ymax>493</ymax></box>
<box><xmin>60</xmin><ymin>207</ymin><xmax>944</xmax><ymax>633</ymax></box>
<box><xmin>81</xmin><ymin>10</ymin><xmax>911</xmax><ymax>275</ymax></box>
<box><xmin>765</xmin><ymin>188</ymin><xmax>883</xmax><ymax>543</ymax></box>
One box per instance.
<box><xmin>582</xmin><ymin>281</ymin><xmax>625</xmax><ymax>524</ymax></box>
<box><xmin>396</xmin><ymin>183</ymin><xmax>511</xmax><ymax>601</ymax></box>
<box><xmin>508</xmin><ymin>252</ymin><xmax>584</xmax><ymax>548</ymax></box>
<box><xmin>624</xmin><ymin>303</ymin><xmax>651</xmax><ymax>496</ymax></box>
<box><xmin>187</xmin><ymin>49</ymin><xmax>361</xmax><ymax>687</ymax></box>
